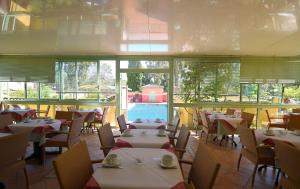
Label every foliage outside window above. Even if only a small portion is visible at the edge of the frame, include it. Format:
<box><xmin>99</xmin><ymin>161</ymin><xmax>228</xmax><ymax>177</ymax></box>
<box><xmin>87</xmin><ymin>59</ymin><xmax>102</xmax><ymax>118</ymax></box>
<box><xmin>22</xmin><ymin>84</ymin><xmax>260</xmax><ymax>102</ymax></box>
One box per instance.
<box><xmin>174</xmin><ymin>59</ymin><xmax>240</xmax><ymax>103</ymax></box>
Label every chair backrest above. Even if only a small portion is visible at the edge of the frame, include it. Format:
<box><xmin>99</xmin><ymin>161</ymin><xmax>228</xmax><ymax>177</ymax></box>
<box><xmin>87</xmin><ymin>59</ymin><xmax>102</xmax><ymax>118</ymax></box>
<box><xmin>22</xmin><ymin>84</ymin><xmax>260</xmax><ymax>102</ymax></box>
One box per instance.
<box><xmin>189</xmin><ymin>141</ymin><xmax>221</xmax><ymax>189</ymax></box>
<box><xmin>237</xmin><ymin>126</ymin><xmax>258</xmax><ymax>156</ymax></box>
<box><xmin>200</xmin><ymin>111</ymin><xmax>209</xmax><ymax>128</ymax></box>
<box><xmin>0</xmin><ymin>114</ymin><xmax>14</xmax><ymax>130</ymax></box>
<box><xmin>241</xmin><ymin>112</ymin><xmax>255</xmax><ymax>128</ymax></box>
<box><xmin>12</xmin><ymin>104</ymin><xmax>21</xmax><ymax>109</ymax></box>
<box><xmin>175</xmin><ymin>125</ymin><xmax>190</xmax><ymax>158</ymax></box>
<box><xmin>0</xmin><ymin>131</ymin><xmax>30</xmax><ymax>166</ymax></box>
<box><xmin>101</xmin><ymin>106</ymin><xmax>109</xmax><ymax>124</ymax></box>
<box><xmin>67</xmin><ymin>106</ymin><xmax>77</xmax><ymax>112</ymax></box>
<box><xmin>67</xmin><ymin>117</ymin><xmax>84</xmax><ymax>147</ymax></box>
<box><xmin>225</xmin><ymin>108</ymin><xmax>235</xmax><ymax>115</ymax></box>
<box><xmin>265</xmin><ymin>110</ymin><xmax>272</xmax><ymax>123</ymax></box>
<box><xmin>97</xmin><ymin>123</ymin><xmax>115</xmax><ymax>156</ymax></box>
<box><xmin>0</xmin><ymin>101</ymin><xmax>3</xmax><ymax>111</ymax></box>
<box><xmin>55</xmin><ymin>111</ymin><xmax>74</xmax><ymax>121</ymax></box>
<box><xmin>117</xmin><ymin>114</ymin><xmax>127</xmax><ymax>133</ymax></box>
<box><xmin>287</xmin><ymin>113</ymin><xmax>300</xmax><ymax>130</ymax></box>
<box><xmin>172</xmin><ymin>114</ymin><xmax>180</xmax><ymax>132</ymax></box>
<box><xmin>276</xmin><ymin>141</ymin><xmax>300</xmax><ymax>186</ymax></box>
<box><xmin>53</xmin><ymin>141</ymin><xmax>93</xmax><ymax>189</ymax></box>
<box><xmin>44</xmin><ymin>105</ymin><xmax>51</xmax><ymax>117</ymax></box>
<box><xmin>85</xmin><ymin>112</ymin><xmax>95</xmax><ymax>123</ymax></box>
<box><xmin>292</xmin><ymin>108</ymin><xmax>300</xmax><ymax>113</ymax></box>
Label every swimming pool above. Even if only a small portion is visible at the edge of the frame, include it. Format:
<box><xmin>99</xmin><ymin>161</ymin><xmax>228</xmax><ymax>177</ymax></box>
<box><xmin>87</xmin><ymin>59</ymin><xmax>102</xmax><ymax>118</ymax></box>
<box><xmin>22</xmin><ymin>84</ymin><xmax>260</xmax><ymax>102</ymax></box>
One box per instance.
<box><xmin>128</xmin><ymin>103</ymin><xmax>167</xmax><ymax>122</ymax></box>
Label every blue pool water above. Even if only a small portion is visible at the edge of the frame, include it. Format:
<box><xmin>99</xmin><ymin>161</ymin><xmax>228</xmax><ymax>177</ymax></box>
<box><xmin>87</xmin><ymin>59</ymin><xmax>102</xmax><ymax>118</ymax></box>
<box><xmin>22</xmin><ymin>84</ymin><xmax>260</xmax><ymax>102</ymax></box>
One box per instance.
<box><xmin>128</xmin><ymin>103</ymin><xmax>167</xmax><ymax>122</ymax></box>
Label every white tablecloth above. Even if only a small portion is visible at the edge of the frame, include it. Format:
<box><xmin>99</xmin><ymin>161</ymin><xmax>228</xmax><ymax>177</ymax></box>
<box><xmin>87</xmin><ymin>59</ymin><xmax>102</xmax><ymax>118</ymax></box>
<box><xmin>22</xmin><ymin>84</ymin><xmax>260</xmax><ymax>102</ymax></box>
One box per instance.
<box><xmin>130</xmin><ymin>121</ymin><xmax>166</xmax><ymax>129</ymax></box>
<box><xmin>8</xmin><ymin>119</ymin><xmax>61</xmax><ymax>144</ymax></box>
<box><xmin>0</xmin><ymin>133</ymin><xmax>12</xmax><ymax>138</ymax></box>
<box><xmin>119</xmin><ymin>129</ymin><xmax>169</xmax><ymax>148</ymax></box>
<box><xmin>93</xmin><ymin>148</ymin><xmax>183</xmax><ymax>189</ymax></box>
<box><xmin>209</xmin><ymin>114</ymin><xmax>243</xmax><ymax>129</ymax></box>
<box><xmin>256</xmin><ymin>129</ymin><xmax>300</xmax><ymax>149</ymax></box>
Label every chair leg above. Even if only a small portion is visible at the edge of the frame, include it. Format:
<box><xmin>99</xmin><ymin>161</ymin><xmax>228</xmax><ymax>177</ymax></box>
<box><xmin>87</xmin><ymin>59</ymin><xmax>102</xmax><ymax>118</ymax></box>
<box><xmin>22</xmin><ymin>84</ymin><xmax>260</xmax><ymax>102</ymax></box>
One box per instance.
<box><xmin>251</xmin><ymin>164</ymin><xmax>258</xmax><ymax>187</ymax></box>
<box><xmin>41</xmin><ymin>146</ymin><xmax>45</xmax><ymax>165</ymax></box>
<box><xmin>275</xmin><ymin>169</ymin><xmax>281</xmax><ymax>187</ymax></box>
<box><xmin>237</xmin><ymin>154</ymin><xmax>242</xmax><ymax>171</ymax></box>
<box><xmin>205</xmin><ymin>133</ymin><xmax>209</xmax><ymax>143</ymax></box>
<box><xmin>23</xmin><ymin>167</ymin><xmax>30</xmax><ymax>189</ymax></box>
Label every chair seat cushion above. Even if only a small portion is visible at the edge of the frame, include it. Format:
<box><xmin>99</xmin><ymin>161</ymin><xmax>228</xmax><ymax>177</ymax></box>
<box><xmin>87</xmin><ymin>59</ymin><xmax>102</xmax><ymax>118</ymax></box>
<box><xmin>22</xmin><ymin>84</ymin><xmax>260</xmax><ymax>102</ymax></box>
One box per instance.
<box><xmin>45</xmin><ymin>134</ymin><xmax>68</xmax><ymax>147</ymax></box>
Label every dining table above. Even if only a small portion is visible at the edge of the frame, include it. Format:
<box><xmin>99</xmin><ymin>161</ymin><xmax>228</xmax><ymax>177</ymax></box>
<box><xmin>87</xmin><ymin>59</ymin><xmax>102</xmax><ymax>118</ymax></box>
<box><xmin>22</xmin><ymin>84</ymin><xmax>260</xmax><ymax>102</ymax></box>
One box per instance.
<box><xmin>208</xmin><ymin>114</ymin><xmax>244</xmax><ymax>139</ymax></box>
<box><xmin>129</xmin><ymin>119</ymin><xmax>166</xmax><ymax>129</ymax></box>
<box><xmin>255</xmin><ymin>128</ymin><xmax>300</xmax><ymax>149</ymax></box>
<box><xmin>84</xmin><ymin>148</ymin><xmax>185</xmax><ymax>189</ymax></box>
<box><xmin>8</xmin><ymin>118</ymin><xmax>62</xmax><ymax>160</ymax></box>
<box><xmin>116</xmin><ymin>129</ymin><xmax>171</xmax><ymax>149</ymax></box>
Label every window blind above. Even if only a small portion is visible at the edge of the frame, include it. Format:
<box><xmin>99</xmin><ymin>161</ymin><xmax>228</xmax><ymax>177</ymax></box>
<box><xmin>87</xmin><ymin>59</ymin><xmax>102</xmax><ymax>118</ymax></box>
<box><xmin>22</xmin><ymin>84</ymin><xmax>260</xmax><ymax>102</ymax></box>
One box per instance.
<box><xmin>240</xmin><ymin>57</ymin><xmax>300</xmax><ymax>83</ymax></box>
<box><xmin>0</xmin><ymin>56</ymin><xmax>55</xmax><ymax>82</ymax></box>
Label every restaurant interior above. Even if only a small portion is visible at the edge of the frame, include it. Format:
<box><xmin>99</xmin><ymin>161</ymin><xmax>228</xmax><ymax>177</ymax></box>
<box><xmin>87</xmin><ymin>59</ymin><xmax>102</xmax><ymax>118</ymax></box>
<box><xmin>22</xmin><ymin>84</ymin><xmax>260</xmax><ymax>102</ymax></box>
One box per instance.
<box><xmin>1</xmin><ymin>0</ymin><xmax>300</xmax><ymax>189</ymax></box>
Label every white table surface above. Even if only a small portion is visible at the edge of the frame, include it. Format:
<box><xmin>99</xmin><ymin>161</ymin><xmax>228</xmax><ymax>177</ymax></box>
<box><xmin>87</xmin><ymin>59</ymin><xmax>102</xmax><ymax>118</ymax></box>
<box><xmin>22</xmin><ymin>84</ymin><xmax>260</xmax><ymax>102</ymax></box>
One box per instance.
<box><xmin>119</xmin><ymin>129</ymin><xmax>169</xmax><ymax>148</ymax></box>
<box><xmin>256</xmin><ymin>128</ymin><xmax>300</xmax><ymax>149</ymax></box>
<box><xmin>130</xmin><ymin>121</ymin><xmax>166</xmax><ymax>129</ymax></box>
<box><xmin>93</xmin><ymin>148</ymin><xmax>183</xmax><ymax>189</ymax></box>
<box><xmin>209</xmin><ymin>114</ymin><xmax>243</xmax><ymax>129</ymax></box>
<box><xmin>0</xmin><ymin>133</ymin><xmax>12</xmax><ymax>138</ymax></box>
<box><xmin>8</xmin><ymin>119</ymin><xmax>61</xmax><ymax>133</ymax></box>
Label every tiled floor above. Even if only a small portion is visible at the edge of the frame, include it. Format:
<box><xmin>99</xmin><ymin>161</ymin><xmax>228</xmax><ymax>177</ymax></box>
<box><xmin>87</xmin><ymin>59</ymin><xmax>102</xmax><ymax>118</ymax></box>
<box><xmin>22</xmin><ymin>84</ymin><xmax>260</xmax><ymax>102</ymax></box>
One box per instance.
<box><xmin>1</xmin><ymin>132</ymin><xmax>278</xmax><ymax>189</ymax></box>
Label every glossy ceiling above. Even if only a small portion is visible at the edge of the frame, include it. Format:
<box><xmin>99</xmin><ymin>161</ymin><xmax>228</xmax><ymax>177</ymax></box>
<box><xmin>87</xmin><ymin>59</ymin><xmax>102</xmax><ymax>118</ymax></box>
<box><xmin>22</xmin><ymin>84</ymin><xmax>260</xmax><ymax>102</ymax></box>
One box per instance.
<box><xmin>0</xmin><ymin>0</ymin><xmax>300</xmax><ymax>56</ymax></box>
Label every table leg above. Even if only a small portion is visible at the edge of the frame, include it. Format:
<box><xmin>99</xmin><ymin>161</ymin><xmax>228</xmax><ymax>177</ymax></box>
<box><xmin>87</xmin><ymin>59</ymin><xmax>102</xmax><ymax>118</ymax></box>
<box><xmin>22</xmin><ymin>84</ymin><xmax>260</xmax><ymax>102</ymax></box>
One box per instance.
<box><xmin>25</xmin><ymin>142</ymin><xmax>41</xmax><ymax>161</ymax></box>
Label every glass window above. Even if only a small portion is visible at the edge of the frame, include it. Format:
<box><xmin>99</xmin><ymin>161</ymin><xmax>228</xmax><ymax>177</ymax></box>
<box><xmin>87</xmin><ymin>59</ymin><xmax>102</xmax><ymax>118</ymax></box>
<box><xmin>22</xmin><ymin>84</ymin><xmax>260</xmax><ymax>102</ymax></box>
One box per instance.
<box><xmin>62</xmin><ymin>62</ymin><xmax>76</xmax><ymax>99</ymax></box>
<box><xmin>216</xmin><ymin>63</ymin><xmax>240</xmax><ymax>102</ymax></box>
<box><xmin>259</xmin><ymin>84</ymin><xmax>282</xmax><ymax>103</ymax></box>
<box><xmin>241</xmin><ymin>84</ymin><xmax>258</xmax><ymax>102</ymax></box>
<box><xmin>77</xmin><ymin>61</ymin><xmax>98</xmax><ymax>100</ymax></box>
<box><xmin>120</xmin><ymin>60</ymin><xmax>169</xmax><ymax>69</ymax></box>
<box><xmin>283</xmin><ymin>84</ymin><xmax>300</xmax><ymax>104</ymax></box>
<box><xmin>26</xmin><ymin>82</ymin><xmax>39</xmax><ymax>99</ymax></box>
<box><xmin>4</xmin><ymin>82</ymin><xmax>26</xmax><ymax>100</ymax></box>
<box><xmin>99</xmin><ymin>60</ymin><xmax>116</xmax><ymax>102</ymax></box>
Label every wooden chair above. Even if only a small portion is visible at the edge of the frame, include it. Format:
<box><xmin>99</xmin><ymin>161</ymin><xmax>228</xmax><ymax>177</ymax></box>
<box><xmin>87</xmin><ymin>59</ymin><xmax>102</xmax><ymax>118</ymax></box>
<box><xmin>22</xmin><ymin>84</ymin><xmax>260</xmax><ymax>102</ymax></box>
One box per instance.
<box><xmin>287</xmin><ymin>113</ymin><xmax>300</xmax><ymax>131</ymax></box>
<box><xmin>166</xmin><ymin>114</ymin><xmax>180</xmax><ymax>138</ymax></box>
<box><xmin>169</xmin><ymin>125</ymin><xmax>191</xmax><ymax>159</ymax></box>
<box><xmin>241</xmin><ymin>112</ymin><xmax>255</xmax><ymax>128</ymax></box>
<box><xmin>53</xmin><ymin>141</ymin><xmax>102</xmax><ymax>189</ymax></box>
<box><xmin>67</xmin><ymin>105</ymin><xmax>77</xmax><ymax>112</ymax></box>
<box><xmin>179</xmin><ymin>141</ymin><xmax>221</xmax><ymax>189</ymax></box>
<box><xmin>41</xmin><ymin>117</ymin><xmax>84</xmax><ymax>164</ymax></box>
<box><xmin>225</xmin><ymin>108</ymin><xmax>235</xmax><ymax>115</ymax></box>
<box><xmin>92</xmin><ymin>106</ymin><xmax>109</xmax><ymax>129</ymax></box>
<box><xmin>200</xmin><ymin>111</ymin><xmax>217</xmax><ymax>143</ymax></box>
<box><xmin>0</xmin><ymin>114</ymin><xmax>13</xmax><ymax>131</ymax></box>
<box><xmin>292</xmin><ymin>108</ymin><xmax>300</xmax><ymax>113</ymax></box>
<box><xmin>55</xmin><ymin>110</ymin><xmax>74</xmax><ymax>128</ymax></box>
<box><xmin>97</xmin><ymin>123</ymin><xmax>115</xmax><ymax>157</ymax></box>
<box><xmin>237</xmin><ymin>126</ymin><xmax>275</xmax><ymax>187</ymax></box>
<box><xmin>12</xmin><ymin>104</ymin><xmax>21</xmax><ymax>109</ymax></box>
<box><xmin>265</xmin><ymin>110</ymin><xmax>287</xmax><ymax>129</ymax></box>
<box><xmin>0</xmin><ymin>101</ymin><xmax>3</xmax><ymax>111</ymax></box>
<box><xmin>117</xmin><ymin>114</ymin><xmax>129</xmax><ymax>133</ymax></box>
<box><xmin>36</xmin><ymin>105</ymin><xmax>50</xmax><ymax>118</ymax></box>
<box><xmin>0</xmin><ymin>131</ymin><xmax>30</xmax><ymax>189</ymax></box>
<box><xmin>84</xmin><ymin>112</ymin><xmax>96</xmax><ymax>133</ymax></box>
<box><xmin>275</xmin><ymin>141</ymin><xmax>300</xmax><ymax>189</ymax></box>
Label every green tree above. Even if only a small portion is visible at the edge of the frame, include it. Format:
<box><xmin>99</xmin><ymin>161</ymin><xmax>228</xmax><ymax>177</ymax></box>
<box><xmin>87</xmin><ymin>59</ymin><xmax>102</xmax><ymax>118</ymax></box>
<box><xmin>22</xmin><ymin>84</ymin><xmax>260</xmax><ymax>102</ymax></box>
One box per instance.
<box><xmin>127</xmin><ymin>61</ymin><xmax>142</xmax><ymax>91</ymax></box>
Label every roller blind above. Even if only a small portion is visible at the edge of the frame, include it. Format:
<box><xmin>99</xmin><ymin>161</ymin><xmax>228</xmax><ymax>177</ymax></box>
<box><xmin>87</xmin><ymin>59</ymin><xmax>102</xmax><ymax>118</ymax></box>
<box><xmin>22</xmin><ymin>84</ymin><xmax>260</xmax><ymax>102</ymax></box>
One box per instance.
<box><xmin>240</xmin><ymin>57</ymin><xmax>300</xmax><ymax>83</ymax></box>
<box><xmin>0</xmin><ymin>56</ymin><xmax>55</xmax><ymax>82</ymax></box>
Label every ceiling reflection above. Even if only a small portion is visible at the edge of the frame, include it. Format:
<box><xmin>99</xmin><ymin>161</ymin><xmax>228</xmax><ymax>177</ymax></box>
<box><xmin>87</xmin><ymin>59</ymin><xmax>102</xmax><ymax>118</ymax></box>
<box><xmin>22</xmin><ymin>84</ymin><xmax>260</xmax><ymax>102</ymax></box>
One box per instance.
<box><xmin>0</xmin><ymin>0</ymin><xmax>300</xmax><ymax>56</ymax></box>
